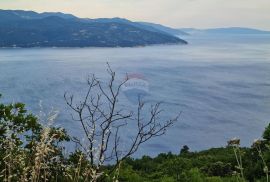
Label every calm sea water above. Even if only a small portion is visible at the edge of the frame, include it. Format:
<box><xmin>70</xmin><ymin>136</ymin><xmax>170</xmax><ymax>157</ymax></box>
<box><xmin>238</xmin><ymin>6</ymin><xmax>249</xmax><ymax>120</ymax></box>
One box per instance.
<box><xmin>0</xmin><ymin>34</ymin><xmax>270</xmax><ymax>156</ymax></box>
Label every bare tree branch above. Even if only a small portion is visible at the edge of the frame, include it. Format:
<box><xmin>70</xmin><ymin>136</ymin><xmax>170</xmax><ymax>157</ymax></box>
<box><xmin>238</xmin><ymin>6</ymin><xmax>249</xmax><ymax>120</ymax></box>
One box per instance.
<box><xmin>65</xmin><ymin>64</ymin><xmax>180</xmax><ymax>177</ymax></box>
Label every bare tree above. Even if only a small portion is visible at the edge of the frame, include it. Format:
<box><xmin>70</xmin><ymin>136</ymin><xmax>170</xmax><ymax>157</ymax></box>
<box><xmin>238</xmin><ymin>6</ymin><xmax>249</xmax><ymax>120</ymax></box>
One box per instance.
<box><xmin>64</xmin><ymin>64</ymin><xmax>180</xmax><ymax>180</ymax></box>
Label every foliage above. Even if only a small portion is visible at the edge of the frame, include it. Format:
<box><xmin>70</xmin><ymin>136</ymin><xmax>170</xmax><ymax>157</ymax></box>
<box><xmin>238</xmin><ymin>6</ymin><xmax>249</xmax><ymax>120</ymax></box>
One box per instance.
<box><xmin>1</xmin><ymin>92</ymin><xmax>270</xmax><ymax>181</ymax></box>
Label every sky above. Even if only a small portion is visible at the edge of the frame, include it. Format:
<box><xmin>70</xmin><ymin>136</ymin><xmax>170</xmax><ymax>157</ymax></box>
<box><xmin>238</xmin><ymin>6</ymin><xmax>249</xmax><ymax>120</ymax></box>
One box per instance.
<box><xmin>0</xmin><ymin>0</ymin><xmax>270</xmax><ymax>30</ymax></box>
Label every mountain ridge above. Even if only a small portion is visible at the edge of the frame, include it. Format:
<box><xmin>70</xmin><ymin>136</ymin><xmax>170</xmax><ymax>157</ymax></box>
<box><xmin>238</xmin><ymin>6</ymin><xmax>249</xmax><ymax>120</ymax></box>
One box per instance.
<box><xmin>0</xmin><ymin>9</ymin><xmax>187</xmax><ymax>48</ymax></box>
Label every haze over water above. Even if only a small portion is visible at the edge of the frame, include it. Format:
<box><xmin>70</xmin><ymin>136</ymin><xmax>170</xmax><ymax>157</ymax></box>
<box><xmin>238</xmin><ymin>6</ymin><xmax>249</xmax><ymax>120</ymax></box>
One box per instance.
<box><xmin>0</xmin><ymin>34</ymin><xmax>270</xmax><ymax>156</ymax></box>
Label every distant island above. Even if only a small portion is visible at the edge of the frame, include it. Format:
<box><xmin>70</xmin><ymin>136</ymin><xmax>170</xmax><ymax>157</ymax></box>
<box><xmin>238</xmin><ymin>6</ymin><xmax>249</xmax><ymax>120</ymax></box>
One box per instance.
<box><xmin>0</xmin><ymin>10</ymin><xmax>187</xmax><ymax>48</ymax></box>
<box><xmin>180</xmin><ymin>27</ymin><xmax>270</xmax><ymax>35</ymax></box>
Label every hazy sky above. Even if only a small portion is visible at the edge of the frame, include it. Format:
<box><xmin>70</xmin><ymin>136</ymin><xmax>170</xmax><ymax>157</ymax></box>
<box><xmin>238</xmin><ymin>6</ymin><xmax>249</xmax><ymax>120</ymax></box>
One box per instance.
<box><xmin>1</xmin><ymin>0</ymin><xmax>270</xmax><ymax>30</ymax></box>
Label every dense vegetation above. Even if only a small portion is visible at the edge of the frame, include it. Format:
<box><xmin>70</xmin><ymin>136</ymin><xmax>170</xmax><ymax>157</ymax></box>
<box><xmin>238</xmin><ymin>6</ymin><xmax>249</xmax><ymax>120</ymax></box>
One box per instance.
<box><xmin>0</xmin><ymin>92</ymin><xmax>269</xmax><ymax>181</ymax></box>
<box><xmin>118</xmin><ymin>144</ymin><xmax>268</xmax><ymax>181</ymax></box>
